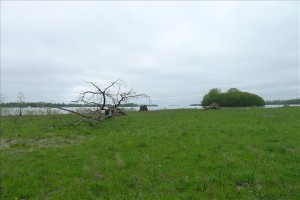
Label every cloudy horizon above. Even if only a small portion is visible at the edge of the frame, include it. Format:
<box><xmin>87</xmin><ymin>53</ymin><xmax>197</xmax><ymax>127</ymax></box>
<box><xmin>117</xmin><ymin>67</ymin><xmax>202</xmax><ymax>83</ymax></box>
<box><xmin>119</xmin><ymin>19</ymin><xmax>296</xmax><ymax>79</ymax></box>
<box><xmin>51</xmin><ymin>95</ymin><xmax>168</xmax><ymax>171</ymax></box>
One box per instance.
<box><xmin>1</xmin><ymin>1</ymin><xmax>299</xmax><ymax>106</ymax></box>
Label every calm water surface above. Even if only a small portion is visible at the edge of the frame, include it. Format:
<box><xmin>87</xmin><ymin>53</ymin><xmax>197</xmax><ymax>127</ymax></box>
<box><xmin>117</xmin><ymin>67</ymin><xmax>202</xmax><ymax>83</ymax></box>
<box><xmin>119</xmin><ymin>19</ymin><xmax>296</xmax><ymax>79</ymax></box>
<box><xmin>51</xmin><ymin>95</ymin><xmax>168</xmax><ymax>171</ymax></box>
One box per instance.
<box><xmin>1</xmin><ymin>105</ymin><xmax>299</xmax><ymax>116</ymax></box>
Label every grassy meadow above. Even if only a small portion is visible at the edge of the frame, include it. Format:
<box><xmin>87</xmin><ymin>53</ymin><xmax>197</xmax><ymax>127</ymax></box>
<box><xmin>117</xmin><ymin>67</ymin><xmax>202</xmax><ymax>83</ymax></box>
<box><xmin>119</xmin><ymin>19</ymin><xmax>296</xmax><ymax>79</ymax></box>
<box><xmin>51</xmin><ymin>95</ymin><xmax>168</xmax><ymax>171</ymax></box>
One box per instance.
<box><xmin>0</xmin><ymin>107</ymin><xmax>299</xmax><ymax>199</ymax></box>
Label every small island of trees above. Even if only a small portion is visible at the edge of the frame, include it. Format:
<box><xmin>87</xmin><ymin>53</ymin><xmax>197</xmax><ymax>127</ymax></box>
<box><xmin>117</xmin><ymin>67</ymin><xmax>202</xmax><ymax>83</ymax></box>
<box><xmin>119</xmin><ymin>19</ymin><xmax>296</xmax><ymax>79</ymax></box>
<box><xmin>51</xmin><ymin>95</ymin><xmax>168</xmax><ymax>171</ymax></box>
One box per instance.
<box><xmin>201</xmin><ymin>88</ymin><xmax>265</xmax><ymax>107</ymax></box>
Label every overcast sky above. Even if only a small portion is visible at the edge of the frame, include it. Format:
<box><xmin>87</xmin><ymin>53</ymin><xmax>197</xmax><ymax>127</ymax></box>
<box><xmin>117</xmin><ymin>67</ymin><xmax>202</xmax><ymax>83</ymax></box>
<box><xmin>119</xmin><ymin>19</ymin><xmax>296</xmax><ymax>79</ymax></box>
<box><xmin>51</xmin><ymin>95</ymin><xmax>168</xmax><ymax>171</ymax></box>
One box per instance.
<box><xmin>1</xmin><ymin>1</ymin><xmax>299</xmax><ymax>106</ymax></box>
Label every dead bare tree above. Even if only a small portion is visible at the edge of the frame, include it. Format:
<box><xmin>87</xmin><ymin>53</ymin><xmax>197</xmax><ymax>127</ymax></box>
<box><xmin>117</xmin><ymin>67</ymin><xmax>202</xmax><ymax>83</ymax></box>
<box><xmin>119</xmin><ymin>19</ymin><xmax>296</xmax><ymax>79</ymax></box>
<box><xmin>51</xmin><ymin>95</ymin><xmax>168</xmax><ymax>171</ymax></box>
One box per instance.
<box><xmin>17</xmin><ymin>91</ymin><xmax>25</xmax><ymax>116</ymax></box>
<box><xmin>57</xmin><ymin>79</ymin><xmax>149</xmax><ymax>122</ymax></box>
<box><xmin>0</xmin><ymin>94</ymin><xmax>6</xmax><ymax>117</ymax></box>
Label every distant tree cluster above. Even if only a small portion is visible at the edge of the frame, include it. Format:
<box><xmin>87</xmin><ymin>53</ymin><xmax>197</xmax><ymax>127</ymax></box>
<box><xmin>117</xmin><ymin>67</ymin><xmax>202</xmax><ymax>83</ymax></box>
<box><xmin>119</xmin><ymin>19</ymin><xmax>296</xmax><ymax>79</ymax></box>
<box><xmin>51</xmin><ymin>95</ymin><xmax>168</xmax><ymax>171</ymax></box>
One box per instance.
<box><xmin>265</xmin><ymin>99</ymin><xmax>300</xmax><ymax>105</ymax></box>
<box><xmin>0</xmin><ymin>102</ymin><xmax>157</xmax><ymax>108</ymax></box>
<box><xmin>201</xmin><ymin>88</ymin><xmax>265</xmax><ymax>107</ymax></box>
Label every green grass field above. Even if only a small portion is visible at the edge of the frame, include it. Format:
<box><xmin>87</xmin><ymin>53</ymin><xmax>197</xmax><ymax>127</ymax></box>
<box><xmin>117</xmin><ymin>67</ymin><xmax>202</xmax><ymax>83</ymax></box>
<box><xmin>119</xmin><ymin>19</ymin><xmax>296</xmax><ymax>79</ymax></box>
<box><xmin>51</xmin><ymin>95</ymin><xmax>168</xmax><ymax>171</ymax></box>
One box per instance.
<box><xmin>0</xmin><ymin>107</ymin><xmax>299</xmax><ymax>199</ymax></box>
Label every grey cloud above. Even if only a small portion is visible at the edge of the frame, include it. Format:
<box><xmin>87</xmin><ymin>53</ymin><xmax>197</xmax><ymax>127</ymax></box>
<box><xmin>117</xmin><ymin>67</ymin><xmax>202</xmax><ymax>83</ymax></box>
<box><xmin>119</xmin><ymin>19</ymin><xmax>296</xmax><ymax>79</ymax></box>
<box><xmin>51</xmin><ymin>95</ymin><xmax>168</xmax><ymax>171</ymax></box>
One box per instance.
<box><xmin>1</xmin><ymin>1</ymin><xmax>299</xmax><ymax>105</ymax></box>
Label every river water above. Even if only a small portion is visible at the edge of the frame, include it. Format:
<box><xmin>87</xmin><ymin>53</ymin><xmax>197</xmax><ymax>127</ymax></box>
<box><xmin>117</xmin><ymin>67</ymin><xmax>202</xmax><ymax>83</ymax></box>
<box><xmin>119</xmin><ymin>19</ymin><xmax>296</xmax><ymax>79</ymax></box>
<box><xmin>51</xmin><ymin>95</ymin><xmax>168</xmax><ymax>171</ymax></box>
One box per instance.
<box><xmin>1</xmin><ymin>105</ymin><xmax>299</xmax><ymax>116</ymax></box>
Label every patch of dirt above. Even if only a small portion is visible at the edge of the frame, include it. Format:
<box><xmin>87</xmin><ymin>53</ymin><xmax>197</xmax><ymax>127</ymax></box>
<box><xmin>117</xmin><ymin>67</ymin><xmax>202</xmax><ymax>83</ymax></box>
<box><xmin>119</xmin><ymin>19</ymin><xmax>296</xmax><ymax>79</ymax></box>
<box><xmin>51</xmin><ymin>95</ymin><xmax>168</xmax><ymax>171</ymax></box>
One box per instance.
<box><xmin>0</xmin><ymin>135</ymin><xmax>88</xmax><ymax>149</ymax></box>
<box><xmin>236</xmin><ymin>181</ymin><xmax>250</xmax><ymax>190</ymax></box>
<box><xmin>0</xmin><ymin>139</ymin><xmax>12</xmax><ymax>148</ymax></box>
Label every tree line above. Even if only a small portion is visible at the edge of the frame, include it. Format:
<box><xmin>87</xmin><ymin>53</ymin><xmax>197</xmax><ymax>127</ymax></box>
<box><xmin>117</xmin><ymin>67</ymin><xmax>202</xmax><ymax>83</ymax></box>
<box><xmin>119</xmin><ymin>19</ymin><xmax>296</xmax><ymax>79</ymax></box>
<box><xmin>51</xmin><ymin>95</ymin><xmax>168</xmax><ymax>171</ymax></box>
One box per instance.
<box><xmin>201</xmin><ymin>88</ymin><xmax>265</xmax><ymax>107</ymax></box>
<box><xmin>265</xmin><ymin>99</ymin><xmax>300</xmax><ymax>105</ymax></box>
<box><xmin>0</xmin><ymin>102</ymin><xmax>157</xmax><ymax>108</ymax></box>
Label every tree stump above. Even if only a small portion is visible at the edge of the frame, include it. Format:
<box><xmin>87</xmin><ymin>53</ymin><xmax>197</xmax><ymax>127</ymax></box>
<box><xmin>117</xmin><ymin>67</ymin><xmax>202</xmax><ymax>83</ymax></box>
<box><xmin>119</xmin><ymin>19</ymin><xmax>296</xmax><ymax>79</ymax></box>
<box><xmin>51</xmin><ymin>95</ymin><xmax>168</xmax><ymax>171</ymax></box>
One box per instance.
<box><xmin>139</xmin><ymin>105</ymin><xmax>148</xmax><ymax>111</ymax></box>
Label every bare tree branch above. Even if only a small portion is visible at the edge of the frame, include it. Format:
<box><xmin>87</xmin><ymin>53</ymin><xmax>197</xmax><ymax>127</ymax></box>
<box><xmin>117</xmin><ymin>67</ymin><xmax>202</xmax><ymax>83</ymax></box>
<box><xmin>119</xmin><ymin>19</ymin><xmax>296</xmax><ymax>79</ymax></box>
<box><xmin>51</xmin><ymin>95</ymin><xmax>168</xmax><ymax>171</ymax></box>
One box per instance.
<box><xmin>55</xmin><ymin>79</ymin><xmax>149</xmax><ymax>122</ymax></box>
